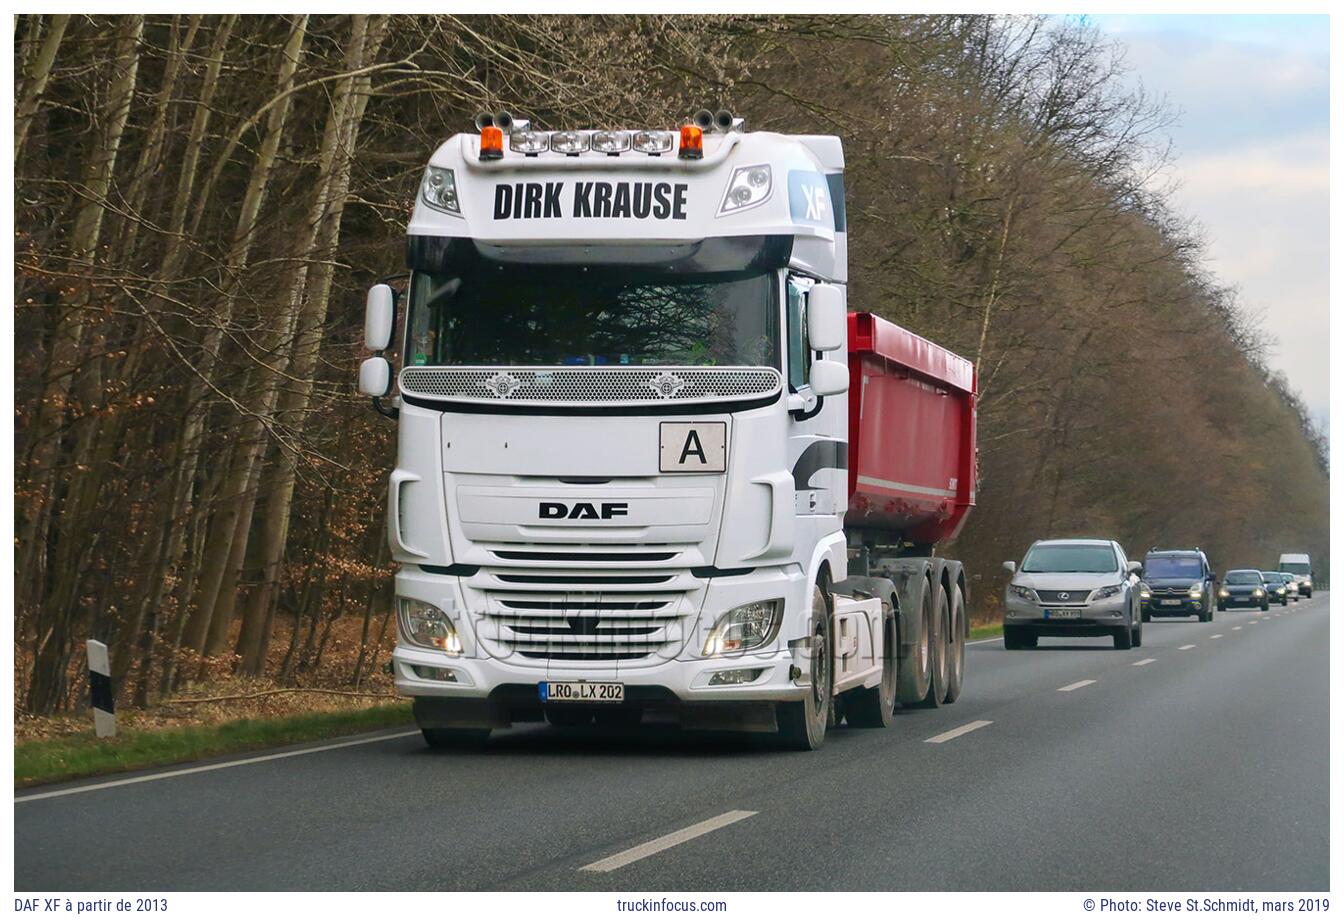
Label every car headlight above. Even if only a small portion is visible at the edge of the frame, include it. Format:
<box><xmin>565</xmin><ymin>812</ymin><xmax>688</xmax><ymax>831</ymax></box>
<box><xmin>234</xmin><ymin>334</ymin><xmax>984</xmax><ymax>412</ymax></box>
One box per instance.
<box><xmin>1139</xmin><ymin>585</ymin><xmax>1151</xmax><ymax>600</ymax></box>
<box><xmin>1091</xmin><ymin>584</ymin><xmax>1123</xmax><ymax>601</ymax></box>
<box><xmin>398</xmin><ymin>598</ymin><xmax>463</xmax><ymax>655</ymax></box>
<box><xmin>1252</xmin><ymin>588</ymin><xmax>1264</xmax><ymax>597</ymax></box>
<box><xmin>1188</xmin><ymin>585</ymin><xmax>1203</xmax><ymax>598</ymax></box>
<box><xmin>420</xmin><ymin>166</ymin><xmax>461</xmax><ymax>215</ymax></box>
<box><xmin>1009</xmin><ymin>584</ymin><xmax>1037</xmax><ymax>602</ymax></box>
<box><xmin>718</xmin><ymin>164</ymin><xmax>772</xmax><ymax>216</ymax></box>
<box><xmin>1218</xmin><ymin>588</ymin><xmax>1229</xmax><ymax>598</ymax></box>
<box><xmin>703</xmin><ymin>599</ymin><xmax>783</xmax><ymax>656</ymax></box>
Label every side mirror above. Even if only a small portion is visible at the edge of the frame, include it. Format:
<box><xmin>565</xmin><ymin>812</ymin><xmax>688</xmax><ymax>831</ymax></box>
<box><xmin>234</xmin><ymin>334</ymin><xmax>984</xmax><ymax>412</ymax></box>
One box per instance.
<box><xmin>1002</xmin><ymin>561</ymin><xmax>1016</xmax><ymax>575</ymax></box>
<box><xmin>1126</xmin><ymin>561</ymin><xmax>1142</xmax><ymax>576</ymax></box>
<box><xmin>806</xmin><ymin>284</ymin><xmax>846</xmax><ymax>352</ymax></box>
<box><xmin>358</xmin><ymin>356</ymin><xmax>391</xmax><ymax>397</ymax></box>
<box><xmin>365</xmin><ymin>284</ymin><xmax>396</xmax><ymax>352</ymax></box>
<box><xmin>808</xmin><ymin>359</ymin><xmax>848</xmax><ymax>397</ymax></box>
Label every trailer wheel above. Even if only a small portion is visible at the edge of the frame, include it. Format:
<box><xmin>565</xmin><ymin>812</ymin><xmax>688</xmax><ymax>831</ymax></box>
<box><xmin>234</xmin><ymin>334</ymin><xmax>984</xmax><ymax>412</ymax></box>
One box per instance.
<box><xmin>421</xmin><ymin>728</ymin><xmax>491</xmax><ymax>749</ymax></box>
<box><xmin>913</xmin><ymin>581</ymin><xmax>949</xmax><ymax>708</ymax></box>
<box><xmin>846</xmin><ymin>600</ymin><xmax>897</xmax><ymax>728</ymax></box>
<box><xmin>942</xmin><ymin>584</ymin><xmax>966</xmax><ymax>704</ymax></box>
<box><xmin>778</xmin><ymin>583</ymin><xmax>832</xmax><ymax>750</ymax></box>
<box><xmin>896</xmin><ymin>577</ymin><xmax>932</xmax><ymax>705</ymax></box>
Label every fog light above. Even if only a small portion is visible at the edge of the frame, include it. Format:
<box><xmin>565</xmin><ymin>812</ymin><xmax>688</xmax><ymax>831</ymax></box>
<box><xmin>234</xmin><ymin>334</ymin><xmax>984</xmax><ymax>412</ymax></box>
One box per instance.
<box><xmin>411</xmin><ymin>665</ymin><xmax>458</xmax><ymax>682</ymax></box>
<box><xmin>709</xmin><ymin>668</ymin><xmax>764</xmax><ymax>686</ymax></box>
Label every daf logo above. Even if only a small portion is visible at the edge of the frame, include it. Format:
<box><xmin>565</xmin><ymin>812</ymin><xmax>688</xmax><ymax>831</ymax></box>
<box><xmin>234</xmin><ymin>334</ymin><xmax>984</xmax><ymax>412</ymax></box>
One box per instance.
<box><xmin>647</xmin><ymin>371</ymin><xmax>686</xmax><ymax>398</ymax></box>
<box><xmin>1058</xmin><ymin>592</ymin><xmax>1070</xmax><ymax>601</ymax></box>
<box><xmin>539</xmin><ymin>501</ymin><xmax>629</xmax><ymax>520</ymax></box>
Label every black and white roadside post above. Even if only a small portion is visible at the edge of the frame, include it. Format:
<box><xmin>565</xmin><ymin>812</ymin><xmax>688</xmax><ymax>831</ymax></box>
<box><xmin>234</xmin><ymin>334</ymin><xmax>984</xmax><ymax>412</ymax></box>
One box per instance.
<box><xmin>86</xmin><ymin>639</ymin><xmax>116</xmax><ymax>738</ymax></box>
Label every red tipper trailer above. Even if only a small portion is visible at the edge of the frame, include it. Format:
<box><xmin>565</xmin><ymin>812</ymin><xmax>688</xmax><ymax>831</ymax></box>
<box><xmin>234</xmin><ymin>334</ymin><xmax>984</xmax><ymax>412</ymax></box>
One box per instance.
<box><xmin>845</xmin><ymin>312</ymin><xmax>978</xmax><ymax>547</ymax></box>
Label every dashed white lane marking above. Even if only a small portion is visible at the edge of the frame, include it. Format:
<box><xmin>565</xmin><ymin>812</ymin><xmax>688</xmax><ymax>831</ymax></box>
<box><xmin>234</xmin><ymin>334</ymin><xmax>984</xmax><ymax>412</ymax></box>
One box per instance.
<box><xmin>1179</xmin><ymin>644</ymin><xmax>1196</xmax><ymax>650</ymax></box>
<box><xmin>924</xmin><ymin>720</ymin><xmax>994</xmax><ymax>743</ymax></box>
<box><xmin>581</xmin><ymin>810</ymin><xmax>757</xmax><ymax>872</ymax></box>
<box><xmin>15</xmin><ymin>729</ymin><xmax>423</xmax><ymax>803</ymax></box>
<box><xmin>1232</xmin><ymin>626</ymin><xmax>1243</xmax><ymax>631</ymax></box>
<box><xmin>1132</xmin><ymin>658</ymin><xmax>1157</xmax><ymax>667</ymax></box>
<box><xmin>1057</xmin><ymin>679</ymin><xmax>1096</xmax><ymax>693</ymax></box>
<box><xmin>1210</xmin><ymin>634</ymin><xmax>1223</xmax><ymax>639</ymax></box>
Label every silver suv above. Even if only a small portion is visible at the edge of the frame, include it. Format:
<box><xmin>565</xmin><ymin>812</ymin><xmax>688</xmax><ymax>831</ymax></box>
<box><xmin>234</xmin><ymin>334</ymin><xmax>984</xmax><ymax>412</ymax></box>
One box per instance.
<box><xmin>1002</xmin><ymin>539</ymin><xmax>1144</xmax><ymax>650</ymax></box>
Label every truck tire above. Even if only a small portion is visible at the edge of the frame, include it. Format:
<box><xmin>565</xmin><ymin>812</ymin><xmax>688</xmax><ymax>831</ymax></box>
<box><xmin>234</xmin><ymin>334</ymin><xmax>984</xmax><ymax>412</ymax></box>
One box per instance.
<box><xmin>913</xmin><ymin>581</ymin><xmax>949</xmax><ymax>709</ymax></box>
<box><xmin>896</xmin><ymin>576</ymin><xmax>933</xmax><ymax>704</ymax></box>
<box><xmin>778</xmin><ymin>583</ymin><xmax>833</xmax><ymax>750</ymax></box>
<box><xmin>846</xmin><ymin>600</ymin><xmax>897</xmax><ymax>728</ymax></box>
<box><xmin>421</xmin><ymin>728</ymin><xmax>491</xmax><ymax>749</ymax></box>
<box><xmin>1113</xmin><ymin>626</ymin><xmax>1133</xmax><ymax>650</ymax></box>
<box><xmin>942</xmin><ymin>584</ymin><xmax>966</xmax><ymax>704</ymax></box>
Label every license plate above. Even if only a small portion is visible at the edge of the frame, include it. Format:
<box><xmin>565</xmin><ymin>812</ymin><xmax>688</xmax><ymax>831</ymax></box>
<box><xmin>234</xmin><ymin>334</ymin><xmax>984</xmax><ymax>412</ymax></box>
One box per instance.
<box><xmin>1159</xmin><ymin>599</ymin><xmax>1182</xmax><ymax>606</ymax></box>
<box><xmin>539</xmin><ymin>681</ymin><xmax>624</xmax><ymax>703</ymax></box>
<box><xmin>1045</xmin><ymin>609</ymin><xmax>1081</xmax><ymax>619</ymax></box>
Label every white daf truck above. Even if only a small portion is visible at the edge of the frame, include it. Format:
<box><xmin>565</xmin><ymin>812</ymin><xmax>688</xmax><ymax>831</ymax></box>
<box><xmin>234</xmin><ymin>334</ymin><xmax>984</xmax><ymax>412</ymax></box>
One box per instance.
<box><xmin>359</xmin><ymin>110</ymin><xmax>977</xmax><ymax>750</ymax></box>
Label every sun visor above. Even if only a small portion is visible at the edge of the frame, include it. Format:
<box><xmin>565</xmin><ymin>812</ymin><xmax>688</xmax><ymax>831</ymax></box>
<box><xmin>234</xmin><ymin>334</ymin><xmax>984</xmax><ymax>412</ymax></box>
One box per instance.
<box><xmin>406</xmin><ymin>234</ymin><xmax>792</xmax><ymax>276</ymax></box>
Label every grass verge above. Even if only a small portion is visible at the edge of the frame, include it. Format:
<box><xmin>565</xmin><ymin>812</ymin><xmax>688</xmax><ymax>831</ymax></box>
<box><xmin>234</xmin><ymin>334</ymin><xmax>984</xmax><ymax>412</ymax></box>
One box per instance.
<box><xmin>969</xmin><ymin>622</ymin><xmax>1003</xmax><ymax>641</ymax></box>
<box><xmin>15</xmin><ymin>702</ymin><xmax>413</xmax><ymax>789</ymax></box>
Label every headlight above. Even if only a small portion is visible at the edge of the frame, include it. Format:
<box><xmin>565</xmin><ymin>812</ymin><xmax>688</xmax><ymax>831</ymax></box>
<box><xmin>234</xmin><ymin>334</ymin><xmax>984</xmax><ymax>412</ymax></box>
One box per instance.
<box><xmin>420</xmin><ymin>166</ymin><xmax>461</xmax><ymax>215</ymax></box>
<box><xmin>1252</xmin><ymin>588</ymin><xmax>1264</xmax><ymax>597</ymax></box>
<box><xmin>550</xmin><ymin>130</ymin><xmax>590</xmax><ymax>155</ymax></box>
<box><xmin>1218</xmin><ymin>588</ymin><xmax>1229</xmax><ymax>598</ymax></box>
<box><xmin>1188</xmin><ymin>585</ymin><xmax>1203</xmax><ymax>598</ymax></box>
<box><xmin>1009</xmin><ymin>584</ymin><xmax>1037</xmax><ymax>602</ymax></box>
<box><xmin>398</xmin><ymin>598</ymin><xmax>462</xmax><ymax>655</ymax></box>
<box><xmin>631</xmin><ymin>130</ymin><xmax>674</xmax><ymax>154</ymax></box>
<box><xmin>1276</xmin><ymin>587</ymin><xmax>1286</xmax><ymax>595</ymax></box>
<box><xmin>509</xmin><ymin>129</ymin><xmax>549</xmax><ymax>154</ymax></box>
<box><xmin>703</xmin><ymin>599</ymin><xmax>782</xmax><ymax>656</ymax></box>
<box><xmin>1091</xmin><ymin>584</ymin><xmax>1123</xmax><ymax>601</ymax></box>
<box><xmin>718</xmin><ymin>164</ymin><xmax>772</xmax><ymax>216</ymax></box>
<box><xmin>1139</xmin><ymin>586</ymin><xmax>1151</xmax><ymax>600</ymax></box>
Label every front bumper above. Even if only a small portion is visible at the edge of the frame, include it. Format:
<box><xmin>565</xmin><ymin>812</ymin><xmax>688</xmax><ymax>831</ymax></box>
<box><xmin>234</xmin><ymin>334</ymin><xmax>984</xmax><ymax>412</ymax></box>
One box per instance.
<box><xmin>1218</xmin><ymin>594</ymin><xmax>1268</xmax><ymax>607</ymax></box>
<box><xmin>1003</xmin><ymin>592</ymin><xmax>1130</xmax><ymax>634</ymax></box>
<box><xmin>391</xmin><ymin>565</ymin><xmax>812</xmax><ymax>707</ymax></box>
<box><xmin>1142</xmin><ymin>596</ymin><xmax>1204</xmax><ymax>615</ymax></box>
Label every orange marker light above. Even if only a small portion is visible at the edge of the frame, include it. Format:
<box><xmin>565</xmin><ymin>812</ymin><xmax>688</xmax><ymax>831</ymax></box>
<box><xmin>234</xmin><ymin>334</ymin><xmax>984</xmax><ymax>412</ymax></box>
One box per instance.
<box><xmin>678</xmin><ymin>124</ymin><xmax>703</xmax><ymax>160</ymax></box>
<box><xmin>480</xmin><ymin>125</ymin><xmax>504</xmax><ymax>161</ymax></box>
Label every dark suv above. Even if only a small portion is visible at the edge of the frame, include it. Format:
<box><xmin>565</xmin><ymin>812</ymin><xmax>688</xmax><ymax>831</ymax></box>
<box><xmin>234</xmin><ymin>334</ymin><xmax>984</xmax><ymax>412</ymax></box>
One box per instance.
<box><xmin>1140</xmin><ymin>549</ymin><xmax>1215</xmax><ymax>622</ymax></box>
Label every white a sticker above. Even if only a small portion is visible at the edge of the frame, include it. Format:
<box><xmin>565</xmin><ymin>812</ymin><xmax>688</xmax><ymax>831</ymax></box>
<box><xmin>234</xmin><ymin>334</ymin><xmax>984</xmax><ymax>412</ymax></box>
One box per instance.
<box><xmin>660</xmin><ymin>422</ymin><xmax>727</xmax><ymax>473</ymax></box>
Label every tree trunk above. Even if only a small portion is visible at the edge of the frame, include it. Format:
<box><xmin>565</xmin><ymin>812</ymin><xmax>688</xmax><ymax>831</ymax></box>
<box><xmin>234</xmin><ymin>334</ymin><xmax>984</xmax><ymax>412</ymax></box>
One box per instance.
<box><xmin>14</xmin><ymin>15</ymin><xmax>71</xmax><ymax>160</ymax></box>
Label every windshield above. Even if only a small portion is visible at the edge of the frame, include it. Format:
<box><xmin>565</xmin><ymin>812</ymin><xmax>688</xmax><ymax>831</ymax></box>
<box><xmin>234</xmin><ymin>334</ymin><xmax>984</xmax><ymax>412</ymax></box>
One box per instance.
<box><xmin>1262</xmin><ymin>573</ymin><xmax>1286</xmax><ymax>585</ymax></box>
<box><xmin>1144</xmin><ymin>556</ymin><xmax>1202</xmax><ymax>579</ymax></box>
<box><xmin>1281</xmin><ymin>561</ymin><xmax>1310</xmax><ymax>575</ymax></box>
<box><xmin>1021</xmin><ymin>544</ymin><xmax>1118</xmax><ymax>574</ymax></box>
<box><xmin>404</xmin><ymin>267</ymin><xmax>779</xmax><ymax>368</ymax></box>
<box><xmin>1225</xmin><ymin>571</ymin><xmax>1262</xmax><ymax>585</ymax></box>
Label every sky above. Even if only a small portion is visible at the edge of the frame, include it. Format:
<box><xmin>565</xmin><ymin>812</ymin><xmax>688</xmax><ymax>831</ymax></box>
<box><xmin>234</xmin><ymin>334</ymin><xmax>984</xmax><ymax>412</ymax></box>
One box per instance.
<box><xmin>1084</xmin><ymin>14</ymin><xmax>1329</xmax><ymax>430</ymax></box>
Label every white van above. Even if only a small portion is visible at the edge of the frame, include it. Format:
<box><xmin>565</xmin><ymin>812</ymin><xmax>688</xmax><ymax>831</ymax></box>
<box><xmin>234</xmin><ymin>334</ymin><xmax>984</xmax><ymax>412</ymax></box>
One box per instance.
<box><xmin>1278</xmin><ymin>553</ymin><xmax>1314</xmax><ymax>597</ymax></box>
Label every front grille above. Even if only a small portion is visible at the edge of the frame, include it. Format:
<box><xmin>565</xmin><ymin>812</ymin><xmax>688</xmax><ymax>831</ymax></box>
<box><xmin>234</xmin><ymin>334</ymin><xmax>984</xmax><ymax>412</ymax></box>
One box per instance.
<box><xmin>1150</xmin><ymin>586</ymin><xmax>1192</xmax><ymax>598</ymax></box>
<box><xmin>1036</xmin><ymin>589</ymin><xmax>1088</xmax><ymax>604</ymax></box>
<box><xmin>400</xmin><ymin>366</ymin><xmax>781</xmax><ymax>406</ymax></box>
<box><xmin>470</xmin><ymin>546</ymin><xmax>699</xmax><ymax>666</ymax></box>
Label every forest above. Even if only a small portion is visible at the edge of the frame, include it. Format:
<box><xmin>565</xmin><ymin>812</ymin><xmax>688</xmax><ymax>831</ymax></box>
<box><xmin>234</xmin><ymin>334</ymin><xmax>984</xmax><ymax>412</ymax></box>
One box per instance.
<box><xmin>13</xmin><ymin>14</ymin><xmax>1329</xmax><ymax>718</ymax></box>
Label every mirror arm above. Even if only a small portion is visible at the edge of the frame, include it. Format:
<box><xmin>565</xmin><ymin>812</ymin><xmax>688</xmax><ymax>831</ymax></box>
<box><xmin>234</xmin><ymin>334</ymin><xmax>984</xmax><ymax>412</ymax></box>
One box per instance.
<box><xmin>790</xmin><ymin>391</ymin><xmax>824</xmax><ymax>422</ymax></box>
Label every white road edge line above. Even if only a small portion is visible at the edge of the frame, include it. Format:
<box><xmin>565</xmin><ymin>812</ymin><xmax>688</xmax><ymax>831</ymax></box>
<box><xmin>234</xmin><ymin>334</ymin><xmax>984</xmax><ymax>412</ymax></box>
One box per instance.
<box><xmin>1132</xmin><ymin>658</ymin><xmax>1157</xmax><ymax>667</ymax></box>
<box><xmin>15</xmin><ymin>729</ymin><xmax>423</xmax><ymax>803</ymax></box>
<box><xmin>1057</xmin><ymin>679</ymin><xmax>1096</xmax><ymax>693</ymax></box>
<box><xmin>581</xmin><ymin>810</ymin><xmax>757</xmax><ymax>872</ymax></box>
<box><xmin>968</xmin><ymin>636</ymin><xmax>1002</xmax><ymax>646</ymax></box>
<box><xmin>924</xmin><ymin>719</ymin><xmax>994</xmax><ymax>743</ymax></box>
<box><xmin>1178</xmin><ymin>644</ymin><xmax>1196</xmax><ymax>650</ymax></box>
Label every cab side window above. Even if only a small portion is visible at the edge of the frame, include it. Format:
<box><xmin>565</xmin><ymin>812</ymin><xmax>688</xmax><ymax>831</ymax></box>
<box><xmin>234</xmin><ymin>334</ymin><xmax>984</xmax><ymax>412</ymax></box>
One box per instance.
<box><xmin>786</xmin><ymin>277</ymin><xmax>812</xmax><ymax>390</ymax></box>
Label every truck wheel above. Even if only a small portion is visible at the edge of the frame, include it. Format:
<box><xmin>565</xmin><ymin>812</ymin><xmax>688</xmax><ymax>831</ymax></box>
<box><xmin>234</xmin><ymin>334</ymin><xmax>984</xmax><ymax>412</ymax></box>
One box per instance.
<box><xmin>1113</xmin><ymin>627</ymin><xmax>1133</xmax><ymax>650</ymax></box>
<box><xmin>914</xmin><ymin>581</ymin><xmax>949</xmax><ymax>709</ymax></box>
<box><xmin>942</xmin><ymin>584</ymin><xmax>966</xmax><ymax>704</ymax></box>
<box><xmin>421</xmin><ymin>728</ymin><xmax>490</xmax><ymax>749</ymax></box>
<box><xmin>846</xmin><ymin>601</ymin><xmax>897</xmax><ymax>728</ymax></box>
<box><xmin>896</xmin><ymin>577</ymin><xmax>933</xmax><ymax>702</ymax></box>
<box><xmin>778</xmin><ymin>583</ymin><xmax>832</xmax><ymax>750</ymax></box>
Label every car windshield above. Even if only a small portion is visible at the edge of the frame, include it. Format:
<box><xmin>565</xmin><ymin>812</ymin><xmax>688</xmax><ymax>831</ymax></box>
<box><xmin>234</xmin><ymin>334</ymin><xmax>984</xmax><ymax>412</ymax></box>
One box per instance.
<box><xmin>1262</xmin><ymin>573</ymin><xmax>1286</xmax><ymax>585</ymax></box>
<box><xmin>1225</xmin><ymin>571</ymin><xmax>1262</xmax><ymax>585</ymax></box>
<box><xmin>1144</xmin><ymin>556</ymin><xmax>1202</xmax><ymax>578</ymax></box>
<box><xmin>404</xmin><ymin>267</ymin><xmax>779</xmax><ymax>368</ymax></box>
<box><xmin>1280</xmin><ymin>561</ymin><xmax>1310</xmax><ymax>575</ymax></box>
<box><xmin>1021</xmin><ymin>544</ymin><xmax>1118</xmax><ymax>574</ymax></box>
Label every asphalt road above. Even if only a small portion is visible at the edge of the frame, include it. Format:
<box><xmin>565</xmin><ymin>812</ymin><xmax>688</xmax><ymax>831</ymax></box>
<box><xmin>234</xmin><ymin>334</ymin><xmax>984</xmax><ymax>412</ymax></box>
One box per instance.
<box><xmin>15</xmin><ymin>592</ymin><xmax>1329</xmax><ymax>891</ymax></box>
